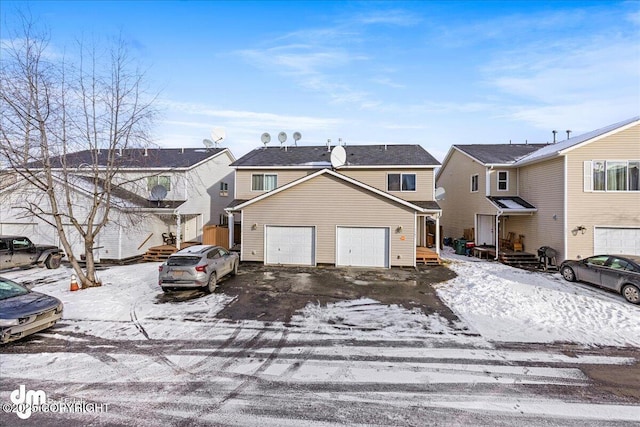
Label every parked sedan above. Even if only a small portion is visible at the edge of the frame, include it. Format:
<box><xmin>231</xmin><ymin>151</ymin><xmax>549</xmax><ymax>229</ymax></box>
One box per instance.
<box><xmin>560</xmin><ymin>255</ymin><xmax>640</xmax><ymax>304</ymax></box>
<box><xmin>158</xmin><ymin>245</ymin><xmax>239</xmax><ymax>293</ymax></box>
<box><xmin>0</xmin><ymin>276</ymin><xmax>64</xmax><ymax>344</ymax></box>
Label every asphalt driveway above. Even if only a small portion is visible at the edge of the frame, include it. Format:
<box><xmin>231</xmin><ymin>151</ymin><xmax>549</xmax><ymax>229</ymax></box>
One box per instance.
<box><xmin>162</xmin><ymin>262</ymin><xmax>459</xmax><ymax>324</ymax></box>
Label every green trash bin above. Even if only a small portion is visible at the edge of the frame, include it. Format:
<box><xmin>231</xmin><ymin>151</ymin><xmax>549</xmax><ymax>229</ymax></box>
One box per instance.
<box><xmin>455</xmin><ymin>239</ymin><xmax>467</xmax><ymax>255</ymax></box>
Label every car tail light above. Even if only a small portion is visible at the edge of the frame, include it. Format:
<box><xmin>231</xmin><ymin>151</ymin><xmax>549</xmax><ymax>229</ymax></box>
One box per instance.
<box><xmin>195</xmin><ymin>265</ymin><xmax>207</xmax><ymax>273</ymax></box>
<box><xmin>158</xmin><ymin>265</ymin><xmax>163</xmax><ymax>272</ymax></box>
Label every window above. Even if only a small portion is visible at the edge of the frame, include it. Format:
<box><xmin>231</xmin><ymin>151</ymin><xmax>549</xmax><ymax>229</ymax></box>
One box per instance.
<box><xmin>471</xmin><ymin>174</ymin><xmax>479</xmax><ymax>192</ymax></box>
<box><xmin>497</xmin><ymin>171</ymin><xmax>508</xmax><ymax>191</ymax></box>
<box><xmin>147</xmin><ymin>175</ymin><xmax>171</xmax><ymax>191</ymax></box>
<box><xmin>219</xmin><ymin>214</ymin><xmax>229</xmax><ymax>226</ymax></box>
<box><xmin>387</xmin><ymin>173</ymin><xmax>416</xmax><ymax>192</ymax></box>
<box><xmin>219</xmin><ymin>181</ymin><xmax>229</xmax><ymax>197</ymax></box>
<box><xmin>252</xmin><ymin>174</ymin><xmax>277</xmax><ymax>191</ymax></box>
<box><xmin>586</xmin><ymin>160</ymin><xmax>640</xmax><ymax>192</ymax></box>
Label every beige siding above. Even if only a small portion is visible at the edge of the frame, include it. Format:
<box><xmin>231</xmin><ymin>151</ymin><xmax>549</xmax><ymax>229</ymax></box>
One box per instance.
<box><xmin>240</xmin><ymin>174</ymin><xmax>416</xmax><ymax>266</ymax></box>
<box><xmin>436</xmin><ymin>150</ymin><xmax>496</xmax><ymax>239</ymax></box>
<box><xmin>235</xmin><ymin>168</ymin><xmax>435</xmax><ymax>202</ymax></box>
<box><xmin>340</xmin><ymin>169</ymin><xmax>434</xmax><ymax>201</ymax></box>
<box><xmin>488</xmin><ymin>168</ymin><xmax>518</xmax><ymax>195</ymax></box>
<box><xmin>235</xmin><ymin>169</ymin><xmax>309</xmax><ymax>200</ymax></box>
<box><xmin>565</xmin><ymin>123</ymin><xmax>640</xmax><ymax>259</ymax></box>
<box><xmin>513</xmin><ymin>157</ymin><xmax>565</xmax><ymax>258</ymax></box>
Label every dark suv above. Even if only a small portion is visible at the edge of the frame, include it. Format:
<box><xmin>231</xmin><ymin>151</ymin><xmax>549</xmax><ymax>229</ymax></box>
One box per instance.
<box><xmin>0</xmin><ymin>236</ymin><xmax>65</xmax><ymax>270</ymax></box>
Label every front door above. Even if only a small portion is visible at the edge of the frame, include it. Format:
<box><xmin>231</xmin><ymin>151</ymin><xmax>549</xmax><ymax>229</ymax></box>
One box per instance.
<box><xmin>476</xmin><ymin>215</ymin><xmax>495</xmax><ymax>246</ymax></box>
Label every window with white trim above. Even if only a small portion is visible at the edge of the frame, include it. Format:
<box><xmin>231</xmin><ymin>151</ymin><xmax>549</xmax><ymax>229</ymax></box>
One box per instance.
<box><xmin>387</xmin><ymin>173</ymin><xmax>416</xmax><ymax>192</ymax></box>
<box><xmin>252</xmin><ymin>174</ymin><xmax>277</xmax><ymax>191</ymax></box>
<box><xmin>585</xmin><ymin>160</ymin><xmax>640</xmax><ymax>192</ymax></box>
<box><xmin>147</xmin><ymin>175</ymin><xmax>171</xmax><ymax>191</ymax></box>
<box><xmin>471</xmin><ymin>174</ymin><xmax>479</xmax><ymax>192</ymax></box>
<box><xmin>219</xmin><ymin>181</ymin><xmax>229</xmax><ymax>196</ymax></box>
<box><xmin>497</xmin><ymin>171</ymin><xmax>508</xmax><ymax>191</ymax></box>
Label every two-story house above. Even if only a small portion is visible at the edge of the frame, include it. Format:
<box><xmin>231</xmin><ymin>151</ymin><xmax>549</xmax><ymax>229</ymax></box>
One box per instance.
<box><xmin>436</xmin><ymin>116</ymin><xmax>640</xmax><ymax>262</ymax></box>
<box><xmin>0</xmin><ymin>147</ymin><xmax>235</xmax><ymax>262</ymax></box>
<box><xmin>225</xmin><ymin>144</ymin><xmax>442</xmax><ymax>268</ymax></box>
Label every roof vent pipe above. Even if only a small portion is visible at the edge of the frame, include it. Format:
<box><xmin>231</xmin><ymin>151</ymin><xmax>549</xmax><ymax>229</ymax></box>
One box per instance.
<box><xmin>552</xmin><ymin>130</ymin><xmax>557</xmax><ymax>143</ymax></box>
<box><xmin>566</xmin><ymin>130</ymin><xmax>572</xmax><ymax>139</ymax></box>
<box><xmin>181</xmin><ymin>147</ymin><xmax>184</xmax><ymax>154</ymax></box>
<box><xmin>327</xmin><ymin>139</ymin><xmax>331</xmax><ymax>152</ymax></box>
<box><xmin>144</xmin><ymin>148</ymin><xmax>148</xmax><ymax>156</ymax></box>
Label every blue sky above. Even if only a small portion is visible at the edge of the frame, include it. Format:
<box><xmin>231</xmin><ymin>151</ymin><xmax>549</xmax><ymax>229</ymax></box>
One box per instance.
<box><xmin>2</xmin><ymin>1</ymin><xmax>639</xmax><ymax>161</ymax></box>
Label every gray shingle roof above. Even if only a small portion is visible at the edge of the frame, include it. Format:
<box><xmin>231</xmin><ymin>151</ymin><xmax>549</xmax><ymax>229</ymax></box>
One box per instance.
<box><xmin>454</xmin><ymin>144</ymin><xmax>548</xmax><ymax>165</ymax></box>
<box><xmin>230</xmin><ymin>145</ymin><xmax>440</xmax><ymax>167</ymax></box>
<box><xmin>30</xmin><ymin>148</ymin><xmax>227</xmax><ymax>169</ymax></box>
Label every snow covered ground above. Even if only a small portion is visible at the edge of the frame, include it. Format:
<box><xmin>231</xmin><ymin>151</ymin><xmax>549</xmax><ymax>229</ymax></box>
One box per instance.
<box><xmin>1</xmin><ymin>251</ymin><xmax>639</xmax><ymax>426</ymax></box>
<box><xmin>4</xmin><ymin>248</ymin><xmax>638</xmax><ymax>348</ymax></box>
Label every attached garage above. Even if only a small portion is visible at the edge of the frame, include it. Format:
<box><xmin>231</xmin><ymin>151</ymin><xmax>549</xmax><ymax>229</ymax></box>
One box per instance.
<box><xmin>336</xmin><ymin>227</ymin><xmax>390</xmax><ymax>268</ymax></box>
<box><xmin>594</xmin><ymin>227</ymin><xmax>640</xmax><ymax>256</ymax></box>
<box><xmin>265</xmin><ymin>226</ymin><xmax>315</xmax><ymax>266</ymax></box>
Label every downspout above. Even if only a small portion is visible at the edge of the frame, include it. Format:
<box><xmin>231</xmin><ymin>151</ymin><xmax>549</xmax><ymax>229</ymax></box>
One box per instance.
<box><xmin>435</xmin><ymin>213</ymin><xmax>441</xmax><ymax>256</ymax></box>
<box><xmin>227</xmin><ymin>211</ymin><xmax>234</xmax><ymax>250</ymax></box>
<box><xmin>494</xmin><ymin>210</ymin><xmax>503</xmax><ymax>261</ymax></box>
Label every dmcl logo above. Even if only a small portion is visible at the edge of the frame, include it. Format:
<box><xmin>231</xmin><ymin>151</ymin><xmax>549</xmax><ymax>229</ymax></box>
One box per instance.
<box><xmin>10</xmin><ymin>385</ymin><xmax>46</xmax><ymax>419</ymax></box>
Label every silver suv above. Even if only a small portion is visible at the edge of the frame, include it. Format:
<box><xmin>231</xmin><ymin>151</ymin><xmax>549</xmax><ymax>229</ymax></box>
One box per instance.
<box><xmin>158</xmin><ymin>245</ymin><xmax>239</xmax><ymax>293</ymax></box>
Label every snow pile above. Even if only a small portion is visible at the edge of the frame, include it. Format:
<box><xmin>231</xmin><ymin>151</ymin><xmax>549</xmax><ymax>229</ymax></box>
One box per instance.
<box><xmin>436</xmin><ymin>255</ymin><xmax>640</xmax><ymax>347</ymax></box>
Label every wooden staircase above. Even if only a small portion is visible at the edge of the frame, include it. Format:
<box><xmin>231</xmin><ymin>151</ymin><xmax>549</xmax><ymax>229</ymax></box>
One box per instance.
<box><xmin>143</xmin><ymin>245</ymin><xmax>178</xmax><ymax>262</ymax></box>
<box><xmin>499</xmin><ymin>251</ymin><xmax>539</xmax><ymax>268</ymax></box>
<box><xmin>416</xmin><ymin>246</ymin><xmax>442</xmax><ymax>265</ymax></box>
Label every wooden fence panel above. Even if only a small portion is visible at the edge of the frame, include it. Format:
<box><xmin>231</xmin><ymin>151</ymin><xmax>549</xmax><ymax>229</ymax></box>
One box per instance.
<box><xmin>203</xmin><ymin>225</ymin><xmax>229</xmax><ymax>249</ymax></box>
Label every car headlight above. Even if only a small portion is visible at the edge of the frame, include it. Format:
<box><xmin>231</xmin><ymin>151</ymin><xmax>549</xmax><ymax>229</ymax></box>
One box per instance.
<box><xmin>0</xmin><ymin>318</ymin><xmax>20</xmax><ymax>327</ymax></box>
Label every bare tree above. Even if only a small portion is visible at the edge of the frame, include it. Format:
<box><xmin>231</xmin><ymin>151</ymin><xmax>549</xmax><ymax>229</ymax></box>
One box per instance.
<box><xmin>0</xmin><ymin>13</ymin><xmax>157</xmax><ymax>288</ymax></box>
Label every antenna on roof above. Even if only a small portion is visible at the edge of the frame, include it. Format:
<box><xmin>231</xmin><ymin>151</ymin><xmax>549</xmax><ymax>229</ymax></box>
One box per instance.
<box><xmin>330</xmin><ymin>145</ymin><xmax>346</xmax><ymax>169</ymax></box>
<box><xmin>149</xmin><ymin>184</ymin><xmax>168</xmax><ymax>207</ymax></box>
<box><xmin>261</xmin><ymin>132</ymin><xmax>271</xmax><ymax>148</ymax></box>
<box><xmin>203</xmin><ymin>139</ymin><xmax>214</xmax><ymax>150</ymax></box>
<box><xmin>211</xmin><ymin>127</ymin><xmax>226</xmax><ymax>147</ymax></box>
<box><xmin>293</xmin><ymin>131</ymin><xmax>301</xmax><ymax>146</ymax></box>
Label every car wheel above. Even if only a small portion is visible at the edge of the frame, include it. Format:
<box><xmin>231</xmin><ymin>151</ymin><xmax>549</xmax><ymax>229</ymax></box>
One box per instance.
<box><xmin>45</xmin><ymin>255</ymin><xmax>61</xmax><ymax>269</ymax></box>
<box><xmin>207</xmin><ymin>273</ymin><xmax>217</xmax><ymax>294</ymax></box>
<box><xmin>231</xmin><ymin>261</ymin><xmax>238</xmax><ymax>276</ymax></box>
<box><xmin>561</xmin><ymin>266</ymin><xmax>576</xmax><ymax>282</ymax></box>
<box><xmin>161</xmin><ymin>288</ymin><xmax>170</xmax><ymax>293</ymax></box>
<box><xmin>621</xmin><ymin>284</ymin><xmax>640</xmax><ymax>304</ymax></box>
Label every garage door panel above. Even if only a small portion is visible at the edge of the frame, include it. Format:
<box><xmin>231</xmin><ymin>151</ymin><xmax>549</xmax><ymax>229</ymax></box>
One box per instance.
<box><xmin>265</xmin><ymin>226</ymin><xmax>314</xmax><ymax>266</ymax></box>
<box><xmin>337</xmin><ymin>227</ymin><xmax>389</xmax><ymax>268</ymax></box>
<box><xmin>594</xmin><ymin>227</ymin><xmax>640</xmax><ymax>256</ymax></box>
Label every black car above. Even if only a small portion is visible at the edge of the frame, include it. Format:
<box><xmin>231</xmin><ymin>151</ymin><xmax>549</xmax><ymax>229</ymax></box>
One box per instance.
<box><xmin>0</xmin><ymin>276</ymin><xmax>63</xmax><ymax>343</ymax></box>
<box><xmin>560</xmin><ymin>255</ymin><xmax>640</xmax><ymax>304</ymax></box>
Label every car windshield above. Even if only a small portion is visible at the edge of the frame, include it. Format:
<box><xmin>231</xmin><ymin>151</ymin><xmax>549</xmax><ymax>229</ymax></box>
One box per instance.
<box><xmin>166</xmin><ymin>256</ymin><xmax>201</xmax><ymax>266</ymax></box>
<box><xmin>0</xmin><ymin>278</ymin><xmax>29</xmax><ymax>300</ymax></box>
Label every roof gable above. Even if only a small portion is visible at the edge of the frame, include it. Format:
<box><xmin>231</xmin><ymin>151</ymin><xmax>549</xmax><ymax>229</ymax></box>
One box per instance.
<box><xmin>227</xmin><ymin>168</ymin><xmax>440</xmax><ymax>213</ymax></box>
<box><xmin>231</xmin><ymin>144</ymin><xmax>440</xmax><ymax>168</ymax></box>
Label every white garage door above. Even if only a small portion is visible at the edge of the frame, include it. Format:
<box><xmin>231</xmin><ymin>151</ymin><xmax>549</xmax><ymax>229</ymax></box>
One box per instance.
<box><xmin>337</xmin><ymin>227</ymin><xmax>389</xmax><ymax>268</ymax></box>
<box><xmin>594</xmin><ymin>227</ymin><xmax>640</xmax><ymax>256</ymax></box>
<box><xmin>265</xmin><ymin>226</ymin><xmax>315</xmax><ymax>266</ymax></box>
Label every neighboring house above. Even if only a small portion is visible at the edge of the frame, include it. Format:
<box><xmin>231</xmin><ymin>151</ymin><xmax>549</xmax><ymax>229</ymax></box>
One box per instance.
<box><xmin>225</xmin><ymin>144</ymin><xmax>442</xmax><ymax>268</ymax></box>
<box><xmin>436</xmin><ymin>117</ymin><xmax>640</xmax><ymax>262</ymax></box>
<box><xmin>0</xmin><ymin>148</ymin><xmax>235</xmax><ymax>262</ymax></box>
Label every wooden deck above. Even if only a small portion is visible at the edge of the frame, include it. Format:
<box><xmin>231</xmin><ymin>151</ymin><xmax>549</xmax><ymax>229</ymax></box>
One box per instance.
<box><xmin>416</xmin><ymin>246</ymin><xmax>441</xmax><ymax>265</ymax></box>
<box><xmin>471</xmin><ymin>246</ymin><xmax>539</xmax><ymax>268</ymax></box>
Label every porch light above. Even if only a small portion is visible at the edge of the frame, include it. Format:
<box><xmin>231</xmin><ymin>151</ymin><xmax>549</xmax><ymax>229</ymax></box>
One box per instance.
<box><xmin>396</xmin><ymin>225</ymin><xmax>403</xmax><ymax>233</ymax></box>
<box><xmin>252</xmin><ymin>223</ymin><xmax>258</xmax><ymax>230</ymax></box>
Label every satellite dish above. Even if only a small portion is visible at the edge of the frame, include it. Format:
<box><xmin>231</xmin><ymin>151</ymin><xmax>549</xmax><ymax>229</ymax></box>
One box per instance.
<box><xmin>435</xmin><ymin>187</ymin><xmax>446</xmax><ymax>201</ymax></box>
<box><xmin>261</xmin><ymin>132</ymin><xmax>271</xmax><ymax>147</ymax></box>
<box><xmin>150</xmin><ymin>184</ymin><xmax>168</xmax><ymax>201</ymax></box>
<box><xmin>278</xmin><ymin>132</ymin><xmax>287</xmax><ymax>144</ymax></box>
<box><xmin>203</xmin><ymin>139</ymin><xmax>214</xmax><ymax>149</ymax></box>
<box><xmin>211</xmin><ymin>127</ymin><xmax>226</xmax><ymax>143</ymax></box>
<box><xmin>330</xmin><ymin>145</ymin><xmax>347</xmax><ymax>169</ymax></box>
<box><xmin>293</xmin><ymin>131</ymin><xmax>302</xmax><ymax>146</ymax></box>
